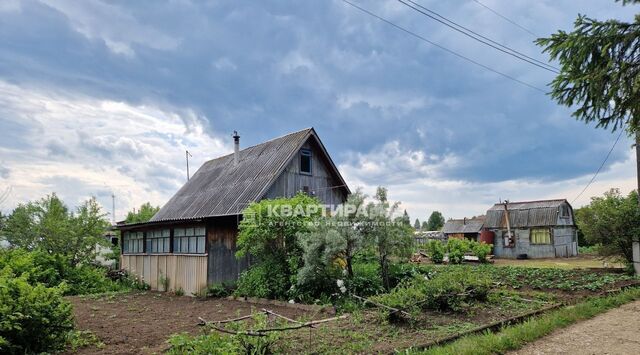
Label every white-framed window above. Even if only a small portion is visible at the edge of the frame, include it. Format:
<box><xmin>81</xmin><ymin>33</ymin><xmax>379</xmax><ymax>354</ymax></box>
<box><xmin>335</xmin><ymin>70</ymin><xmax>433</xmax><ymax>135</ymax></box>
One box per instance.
<box><xmin>173</xmin><ymin>226</ymin><xmax>206</xmax><ymax>254</ymax></box>
<box><xmin>531</xmin><ymin>228</ymin><xmax>552</xmax><ymax>244</ymax></box>
<box><xmin>147</xmin><ymin>229</ymin><xmax>170</xmax><ymax>254</ymax></box>
<box><xmin>122</xmin><ymin>231</ymin><xmax>144</xmax><ymax>254</ymax></box>
<box><xmin>300</xmin><ymin>149</ymin><xmax>312</xmax><ymax>174</ymax></box>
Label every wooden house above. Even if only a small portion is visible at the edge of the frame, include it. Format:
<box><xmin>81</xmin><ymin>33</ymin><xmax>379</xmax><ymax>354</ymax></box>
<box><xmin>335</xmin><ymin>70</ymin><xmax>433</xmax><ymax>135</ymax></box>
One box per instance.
<box><xmin>485</xmin><ymin>199</ymin><xmax>578</xmax><ymax>258</ymax></box>
<box><xmin>442</xmin><ymin>217</ymin><xmax>485</xmax><ymax>241</ymax></box>
<box><xmin>117</xmin><ymin>128</ymin><xmax>349</xmax><ymax>295</ymax></box>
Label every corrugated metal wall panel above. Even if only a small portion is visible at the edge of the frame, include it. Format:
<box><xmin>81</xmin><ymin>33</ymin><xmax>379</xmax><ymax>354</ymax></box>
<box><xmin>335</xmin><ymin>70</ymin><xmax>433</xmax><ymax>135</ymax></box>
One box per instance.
<box><xmin>121</xmin><ymin>254</ymin><xmax>207</xmax><ymax>296</ymax></box>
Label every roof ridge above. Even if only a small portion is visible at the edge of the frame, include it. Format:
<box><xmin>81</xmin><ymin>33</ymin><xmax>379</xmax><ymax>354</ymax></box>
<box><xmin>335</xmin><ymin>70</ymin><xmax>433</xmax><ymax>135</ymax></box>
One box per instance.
<box><xmin>492</xmin><ymin>198</ymin><xmax>566</xmax><ymax>206</ymax></box>
<box><xmin>202</xmin><ymin>127</ymin><xmax>314</xmax><ymax>165</ymax></box>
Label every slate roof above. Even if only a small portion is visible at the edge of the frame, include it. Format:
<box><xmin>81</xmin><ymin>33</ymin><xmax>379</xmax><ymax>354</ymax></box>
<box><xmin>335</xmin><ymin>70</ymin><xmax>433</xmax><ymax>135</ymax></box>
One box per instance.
<box><xmin>148</xmin><ymin>128</ymin><xmax>348</xmax><ymax>222</ymax></box>
<box><xmin>442</xmin><ymin>217</ymin><xmax>485</xmax><ymax>234</ymax></box>
<box><xmin>485</xmin><ymin>199</ymin><xmax>571</xmax><ymax>228</ymax></box>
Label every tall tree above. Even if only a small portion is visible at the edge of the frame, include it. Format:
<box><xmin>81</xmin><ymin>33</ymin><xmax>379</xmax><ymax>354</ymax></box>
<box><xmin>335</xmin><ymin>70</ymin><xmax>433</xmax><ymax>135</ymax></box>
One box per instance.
<box><xmin>413</xmin><ymin>218</ymin><xmax>421</xmax><ymax>230</ymax></box>
<box><xmin>426</xmin><ymin>211</ymin><xmax>445</xmax><ymax>231</ymax></box>
<box><xmin>361</xmin><ymin>187</ymin><xmax>414</xmax><ymax>290</ymax></box>
<box><xmin>125</xmin><ymin>202</ymin><xmax>160</xmax><ymax>223</ymax></box>
<box><xmin>536</xmin><ymin>0</ymin><xmax>640</xmax><ymax>206</ymax></box>
<box><xmin>1</xmin><ymin>194</ymin><xmax>110</xmax><ymax>265</ymax></box>
<box><xmin>574</xmin><ymin>188</ymin><xmax>639</xmax><ymax>266</ymax></box>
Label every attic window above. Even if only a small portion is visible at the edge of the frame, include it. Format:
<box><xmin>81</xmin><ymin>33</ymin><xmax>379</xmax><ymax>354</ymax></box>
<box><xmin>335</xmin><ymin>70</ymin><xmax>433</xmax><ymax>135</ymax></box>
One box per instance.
<box><xmin>300</xmin><ymin>149</ymin><xmax>312</xmax><ymax>174</ymax></box>
<box><xmin>559</xmin><ymin>205</ymin><xmax>570</xmax><ymax>218</ymax></box>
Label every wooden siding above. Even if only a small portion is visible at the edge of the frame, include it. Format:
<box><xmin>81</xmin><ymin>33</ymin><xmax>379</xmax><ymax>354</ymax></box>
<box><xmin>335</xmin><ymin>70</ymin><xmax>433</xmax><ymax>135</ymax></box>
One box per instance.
<box><xmin>121</xmin><ymin>254</ymin><xmax>208</xmax><ymax>296</ymax></box>
<box><xmin>491</xmin><ymin>227</ymin><xmax>577</xmax><ymax>258</ymax></box>
<box><xmin>264</xmin><ymin>140</ymin><xmax>346</xmax><ymax>205</ymax></box>
<box><xmin>206</xmin><ymin>216</ymin><xmax>250</xmax><ymax>284</ymax></box>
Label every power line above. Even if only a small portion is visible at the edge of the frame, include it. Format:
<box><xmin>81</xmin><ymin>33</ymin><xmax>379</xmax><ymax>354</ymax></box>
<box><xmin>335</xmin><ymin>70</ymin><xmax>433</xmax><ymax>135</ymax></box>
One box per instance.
<box><xmin>398</xmin><ymin>0</ymin><xmax>558</xmax><ymax>73</ymax></box>
<box><xmin>341</xmin><ymin>0</ymin><xmax>546</xmax><ymax>93</ymax></box>
<box><xmin>472</xmin><ymin>0</ymin><xmax>538</xmax><ymax>38</ymax></box>
<box><xmin>572</xmin><ymin>129</ymin><xmax>624</xmax><ymax>204</ymax></box>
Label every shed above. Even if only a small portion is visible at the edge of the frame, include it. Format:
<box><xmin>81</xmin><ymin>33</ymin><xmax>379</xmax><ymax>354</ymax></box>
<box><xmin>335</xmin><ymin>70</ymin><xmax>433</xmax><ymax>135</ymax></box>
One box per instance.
<box><xmin>117</xmin><ymin>128</ymin><xmax>349</xmax><ymax>295</ymax></box>
<box><xmin>485</xmin><ymin>199</ymin><xmax>578</xmax><ymax>258</ymax></box>
<box><xmin>442</xmin><ymin>217</ymin><xmax>485</xmax><ymax>241</ymax></box>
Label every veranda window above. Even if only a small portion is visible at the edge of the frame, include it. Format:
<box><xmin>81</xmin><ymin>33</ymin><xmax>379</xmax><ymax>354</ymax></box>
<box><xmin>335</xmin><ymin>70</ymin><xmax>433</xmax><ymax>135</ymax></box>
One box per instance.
<box><xmin>173</xmin><ymin>227</ymin><xmax>206</xmax><ymax>254</ymax></box>
<box><xmin>147</xmin><ymin>229</ymin><xmax>170</xmax><ymax>253</ymax></box>
<box><xmin>123</xmin><ymin>231</ymin><xmax>144</xmax><ymax>254</ymax></box>
<box><xmin>530</xmin><ymin>228</ymin><xmax>551</xmax><ymax>244</ymax></box>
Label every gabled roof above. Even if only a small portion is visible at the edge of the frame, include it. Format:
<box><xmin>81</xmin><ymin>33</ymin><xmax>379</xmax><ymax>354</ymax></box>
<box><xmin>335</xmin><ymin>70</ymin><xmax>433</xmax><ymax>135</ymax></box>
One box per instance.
<box><xmin>442</xmin><ymin>217</ymin><xmax>485</xmax><ymax>234</ymax></box>
<box><xmin>485</xmin><ymin>199</ymin><xmax>572</xmax><ymax>228</ymax></box>
<box><xmin>149</xmin><ymin>128</ymin><xmax>349</xmax><ymax>223</ymax></box>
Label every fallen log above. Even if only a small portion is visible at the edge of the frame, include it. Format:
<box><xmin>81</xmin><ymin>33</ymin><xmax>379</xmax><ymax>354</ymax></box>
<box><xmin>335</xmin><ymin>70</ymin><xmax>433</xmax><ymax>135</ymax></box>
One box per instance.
<box><xmin>261</xmin><ymin>308</ymin><xmax>304</xmax><ymax>325</ymax></box>
<box><xmin>253</xmin><ymin>314</ymin><xmax>349</xmax><ymax>333</ymax></box>
<box><xmin>197</xmin><ymin>314</ymin><xmax>254</xmax><ymax>326</ymax></box>
<box><xmin>197</xmin><ymin>314</ymin><xmax>348</xmax><ymax>336</ymax></box>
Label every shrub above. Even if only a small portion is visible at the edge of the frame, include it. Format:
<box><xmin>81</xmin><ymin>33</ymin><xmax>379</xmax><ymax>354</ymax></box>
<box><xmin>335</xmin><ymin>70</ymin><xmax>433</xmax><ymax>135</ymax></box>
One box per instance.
<box><xmin>0</xmin><ymin>271</ymin><xmax>74</xmax><ymax>354</ymax></box>
<box><xmin>206</xmin><ymin>282</ymin><xmax>235</xmax><ymax>298</ymax></box>
<box><xmin>425</xmin><ymin>240</ymin><xmax>445</xmax><ymax>264</ymax></box>
<box><xmin>447</xmin><ymin>239</ymin><xmax>469</xmax><ymax>264</ymax></box>
<box><xmin>167</xmin><ymin>312</ymin><xmax>281</xmax><ymax>354</ymax></box>
<box><xmin>346</xmin><ymin>262</ymin><xmax>384</xmax><ymax>297</ymax></box>
<box><xmin>470</xmin><ymin>241</ymin><xmax>493</xmax><ymax>263</ymax></box>
<box><xmin>371</xmin><ymin>267</ymin><xmax>491</xmax><ymax>312</ymax></box>
<box><xmin>235</xmin><ymin>262</ymin><xmax>290</xmax><ymax>299</ymax></box>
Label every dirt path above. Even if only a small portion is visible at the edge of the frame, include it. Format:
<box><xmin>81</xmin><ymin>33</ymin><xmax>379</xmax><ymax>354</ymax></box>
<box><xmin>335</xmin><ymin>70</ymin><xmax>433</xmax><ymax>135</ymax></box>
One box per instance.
<box><xmin>511</xmin><ymin>300</ymin><xmax>640</xmax><ymax>355</ymax></box>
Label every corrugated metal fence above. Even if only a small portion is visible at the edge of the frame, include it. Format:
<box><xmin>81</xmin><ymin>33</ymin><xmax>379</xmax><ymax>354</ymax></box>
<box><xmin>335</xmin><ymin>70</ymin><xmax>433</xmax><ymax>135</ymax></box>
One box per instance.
<box><xmin>121</xmin><ymin>254</ymin><xmax>208</xmax><ymax>296</ymax></box>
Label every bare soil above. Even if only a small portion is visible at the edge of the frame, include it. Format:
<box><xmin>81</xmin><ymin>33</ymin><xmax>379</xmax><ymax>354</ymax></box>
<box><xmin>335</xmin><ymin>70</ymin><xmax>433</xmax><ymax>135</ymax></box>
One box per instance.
<box><xmin>66</xmin><ymin>291</ymin><xmax>314</xmax><ymax>354</ymax></box>
<box><xmin>511</xmin><ymin>300</ymin><xmax>640</xmax><ymax>355</ymax></box>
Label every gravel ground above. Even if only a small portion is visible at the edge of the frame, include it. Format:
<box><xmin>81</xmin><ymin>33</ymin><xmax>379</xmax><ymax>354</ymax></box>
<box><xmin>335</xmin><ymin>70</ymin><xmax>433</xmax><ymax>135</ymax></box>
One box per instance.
<box><xmin>511</xmin><ymin>300</ymin><xmax>640</xmax><ymax>355</ymax></box>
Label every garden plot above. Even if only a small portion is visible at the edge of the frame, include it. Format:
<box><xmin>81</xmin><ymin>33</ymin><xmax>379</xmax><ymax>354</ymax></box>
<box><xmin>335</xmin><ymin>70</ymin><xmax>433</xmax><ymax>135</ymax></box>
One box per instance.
<box><xmin>66</xmin><ymin>265</ymin><xmax>638</xmax><ymax>354</ymax></box>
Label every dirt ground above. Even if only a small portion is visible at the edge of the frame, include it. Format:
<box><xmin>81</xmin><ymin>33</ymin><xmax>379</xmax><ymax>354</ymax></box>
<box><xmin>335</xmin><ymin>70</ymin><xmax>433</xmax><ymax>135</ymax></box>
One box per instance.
<box><xmin>66</xmin><ymin>291</ymin><xmax>316</xmax><ymax>354</ymax></box>
<box><xmin>511</xmin><ymin>300</ymin><xmax>640</xmax><ymax>355</ymax></box>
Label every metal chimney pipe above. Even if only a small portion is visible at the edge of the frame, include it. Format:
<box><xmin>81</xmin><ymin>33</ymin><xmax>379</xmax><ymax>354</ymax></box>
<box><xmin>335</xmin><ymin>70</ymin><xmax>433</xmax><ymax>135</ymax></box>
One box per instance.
<box><xmin>233</xmin><ymin>131</ymin><xmax>240</xmax><ymax>165</ymax></box>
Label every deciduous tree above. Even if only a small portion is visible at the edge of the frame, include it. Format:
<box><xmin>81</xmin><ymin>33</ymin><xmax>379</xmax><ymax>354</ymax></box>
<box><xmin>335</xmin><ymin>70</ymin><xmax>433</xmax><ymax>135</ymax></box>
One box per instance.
<box><xmin>426</xmin><ymin>211</ymin><xmax>445</xmax><ymax>231</ymax></box>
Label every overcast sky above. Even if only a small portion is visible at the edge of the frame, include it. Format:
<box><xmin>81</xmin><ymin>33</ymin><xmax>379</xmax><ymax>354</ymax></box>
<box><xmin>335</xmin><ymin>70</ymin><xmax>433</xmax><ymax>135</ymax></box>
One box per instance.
<box><xmin>0</xmin><ymin>0</ymin><xmax>637</xmax><ymax>223</ymax></box>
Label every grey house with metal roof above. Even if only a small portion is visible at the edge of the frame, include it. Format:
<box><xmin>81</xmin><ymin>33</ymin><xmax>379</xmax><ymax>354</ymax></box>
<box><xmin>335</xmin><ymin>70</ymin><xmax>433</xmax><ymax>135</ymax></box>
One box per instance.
<box><xmin>117</xmin><ymin>128</ymin><xmax>349</xmax><ymax>295</ymax></box>
<box><xmin>485</xmin><ymin>199</ymin><xmax>578</xmax><ymax>259</ymax></box>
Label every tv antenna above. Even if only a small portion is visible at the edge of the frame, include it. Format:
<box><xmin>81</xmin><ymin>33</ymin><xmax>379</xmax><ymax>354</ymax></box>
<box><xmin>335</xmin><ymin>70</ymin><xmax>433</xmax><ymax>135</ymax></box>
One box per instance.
<box><xmin>186</xmin><ymin>150</ymin><xmax>193</xmax><ymax>181</ymax></box>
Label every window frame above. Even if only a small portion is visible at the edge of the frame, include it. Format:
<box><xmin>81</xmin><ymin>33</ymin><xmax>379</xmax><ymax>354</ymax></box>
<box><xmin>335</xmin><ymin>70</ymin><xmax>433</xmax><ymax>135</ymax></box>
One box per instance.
<box><xmin>300</xmin><ymin>149</ymin><xmax>312</xmax><ymax>175</ymax></box>
<box><xmin>122</xmin><ymin>231</ymin><xmax>144</xmax><ymax>254</ymax></box>
<box><xmin>530</xmin><ymin>228</ymin><xmax>552</xmax><ymax>245</ymax></box>
<box><xmin>146</xmin><ymin>229</ymin><xmax>171</xmax><ymax>254</ymax></box>
<box><xmin>559</xmin><ymin>205</ymin><xmax>570</xmax><ymax>219</ymax></box>
<box><xmin>173</xmin><ymin>226</ymin><xmax>207</xmax><ymax>254</ymax></box>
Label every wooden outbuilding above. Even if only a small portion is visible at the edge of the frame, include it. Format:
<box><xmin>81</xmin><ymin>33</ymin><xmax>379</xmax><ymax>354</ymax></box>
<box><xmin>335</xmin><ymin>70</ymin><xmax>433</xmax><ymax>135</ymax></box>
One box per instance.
<box><xmin>485</xmin><ymin>199</ymin><xmax>578</xmax><ymax>258</ymax></box>
<box><xmin>117</xmin><ymin>128</ymin><xmax>349</xmax><ymax>295</ymax></box>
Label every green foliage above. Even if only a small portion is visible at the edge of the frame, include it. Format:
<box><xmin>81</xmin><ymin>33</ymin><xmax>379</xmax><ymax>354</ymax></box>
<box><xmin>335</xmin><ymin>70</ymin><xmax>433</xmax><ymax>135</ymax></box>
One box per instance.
<box><xmin>346</xmin><ymin>262</ymin><xmax>384</xmax><ymax>297</ymax></box>
<box><xmin>536</xmin><ymin>4</ymin><xmax>640</xmax><ymax>132</ymax></box>
<box><xmin>175</xmin><ymin>287</ymin><xmax>185</xmax><ymax>296</ymax></box>
<box><xmin>206</xmin><ymin>282</ymin><xmax>235</xmax><ymax>298</ymax></box>
<box><xmin>236</xmin><ymin>193</ymin><xmax>323</xmax><ymax>300</ymax></box>
<box><xmin>66</xmin><ymin>330</ymin><xmax>104</xmax><ymax>352</ymax></box>
<box><xmin>125</xmin><ymin>202</ymin><xmax>160</xmax><ymax>224</ymax></box>
<box><xmin>446</xmin><ymin>239</ymin><xmax>469</xmax><ymax>264</ymax></box>
<box><xmin>235</xmin><ymin>262</ymin><xmax>290</xmax><ymax>299</ymax></box>
<box><xmin>487</xmin><ymin>266</ymin><xmax>634</xmax><ymax>291</ymax></box>
<box><xmin>0</xmin><ymin>270</ymin><xmax>74</xmax><ymax>354</ymax></box>
<box><xmin>360</xmin><ymin>187</ymin><xmax>415</xmax><ymax>290</ymax></box>
<box><xmin>574</xmin><ymin>189</ymin><xmax>640</xmax><ymax>265</ymax></box>
<box><xmin>167</xmin><ymin>312</ymin><xmax>282</xmax><ymax>355</ymax></box>
<box><xmin>1</xmin><ymin>194</ymin><xmax>110</xmax><ymax>266</ymax></box>
<box><xmin>426</xmin><ymin>211</ymin><xmax>445</xmax><ymax>231</ymax></box>
<box><xmin>470</xmin><ymin>241</ymin><xmax>492</xmax><ymax>263</ymax></box>
<box><xmin>415</xmin><ymin>288</ymin><xmax>640</xmax><ymax>355</ymax></box>
<box><xmin>578</xmin><ymin>244</ymin><xmax>601</xmax><ymax>255</ymax></box>
<box><xmin>413</xmin><ymin>218</ymin><xmax>421</xmax><ymax>230</ymax></box>
<box><xmin>371</xmin><ymin>267</ymin><xmax>491</xmax><ymax>312</ymax></box>
<box><xmin>425</xmin><ymin>240</ymin><xmax>445</xmax><ymax>264</ymax></box>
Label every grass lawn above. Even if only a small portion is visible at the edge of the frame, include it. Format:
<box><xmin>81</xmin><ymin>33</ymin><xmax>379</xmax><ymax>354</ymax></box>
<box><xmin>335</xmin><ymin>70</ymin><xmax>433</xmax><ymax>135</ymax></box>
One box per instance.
<box><xmin>492</xmin><ymin>255</ymin><xmax>625</xmax><ymax>269</ymax></box>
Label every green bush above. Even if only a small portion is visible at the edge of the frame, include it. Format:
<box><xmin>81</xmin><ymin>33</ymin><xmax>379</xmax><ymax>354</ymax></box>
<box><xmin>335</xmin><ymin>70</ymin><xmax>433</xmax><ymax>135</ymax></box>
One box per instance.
<box><xmin>0</xmin><ymin>271</ymin><xmax>74</xmax><ymax>354</ymax></box>
<box><xmin>425</xmin><ymin>240</ymin><xmax>445</xmax><ymax>264</ymax></box>
<box><xmin>470</xmin><ymin>241</ymin><xmax>493</xmax><ymax>263</ymax></box>
<box><xmin>206</xmin><ymin>282</ymin><xmax>235</xmax><ymax>298</ymax></box>
<box><xmin>446</xmin><ymin>239</ymin><xmax>469</xmax><ymax>264</ymax></box>
<box><xmin>235</xmin><ymin>262</ymin><xmax>290</xmax><ymax>299</ymax></box>
<box><xmin>167</xmin><ymin>312</ymin><xmax>281</xmax><ymax>354</ymax></box>
<box><xmin>0</xmin><ymin>248</ymin><xmax>128</xmax><ymax>295</ymax></box>
<box><xmin>371</xmin><ymin>267</ymin><xmax>491</xmax><ymax>312</ymax></box>
<box><xmin>347</xmin><ymin>262</ymin><xmax>384</xmax><ymax>297</ymax></box>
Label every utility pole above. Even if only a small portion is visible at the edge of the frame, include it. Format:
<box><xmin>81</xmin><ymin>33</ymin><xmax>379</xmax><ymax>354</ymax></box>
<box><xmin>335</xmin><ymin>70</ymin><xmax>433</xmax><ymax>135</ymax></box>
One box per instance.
<box><xmin>186</xmin><ymin>150</ymin><xmax>192</xmax><ymax>181</ymax></box>
<box><xmin>111</xmin><ymin>193</ymin><xmax>116</xmax><ymax>225</ymax></box>
<box><xmin>634</xmin><ymin>132</ymin><xmax>640</xmax><ymax>275</ymax></box>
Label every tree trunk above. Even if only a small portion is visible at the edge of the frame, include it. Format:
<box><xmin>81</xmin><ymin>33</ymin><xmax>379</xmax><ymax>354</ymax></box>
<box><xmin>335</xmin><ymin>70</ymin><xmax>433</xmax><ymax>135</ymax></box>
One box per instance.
<box><xmin>636</xmin><ymin>130</ymin><xmax>639</xmax><ymax>207</ymax></box>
